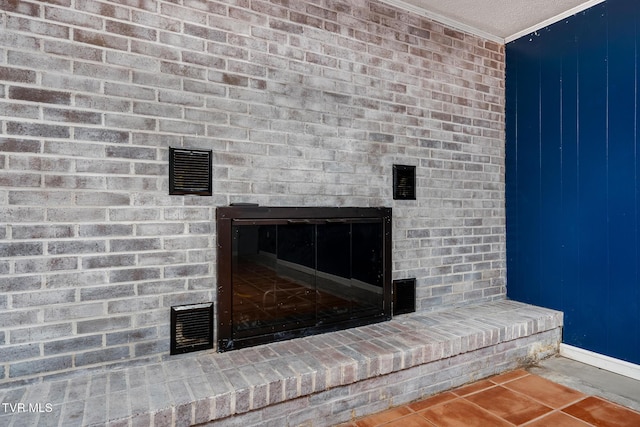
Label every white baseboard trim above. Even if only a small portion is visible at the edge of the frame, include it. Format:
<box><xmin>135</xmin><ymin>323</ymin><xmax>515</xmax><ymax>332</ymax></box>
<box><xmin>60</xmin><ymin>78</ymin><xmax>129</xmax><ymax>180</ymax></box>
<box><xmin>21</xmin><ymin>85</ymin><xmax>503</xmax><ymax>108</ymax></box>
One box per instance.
<box><xmin>560</xmin><ymin>344</ymin><xmax>640</xmax><ymax>381</ymax></box>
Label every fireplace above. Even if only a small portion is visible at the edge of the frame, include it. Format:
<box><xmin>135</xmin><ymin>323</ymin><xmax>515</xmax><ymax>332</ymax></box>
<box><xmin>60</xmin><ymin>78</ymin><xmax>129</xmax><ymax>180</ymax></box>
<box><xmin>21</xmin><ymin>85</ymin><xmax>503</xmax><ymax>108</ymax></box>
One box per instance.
<box><xmin>216</xmin><ymin>206</ymin><xmax>392</xmax><ymax>351</ymax></box>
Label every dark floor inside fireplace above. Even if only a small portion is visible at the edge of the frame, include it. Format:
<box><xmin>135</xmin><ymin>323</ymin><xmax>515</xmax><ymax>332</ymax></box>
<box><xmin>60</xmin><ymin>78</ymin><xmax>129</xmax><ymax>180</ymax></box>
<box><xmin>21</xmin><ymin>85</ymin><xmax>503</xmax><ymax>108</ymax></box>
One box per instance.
<box><xmin>231</xmin><ymin>258</ymin><xmax>380</xmax><ymax>338</ymax></box>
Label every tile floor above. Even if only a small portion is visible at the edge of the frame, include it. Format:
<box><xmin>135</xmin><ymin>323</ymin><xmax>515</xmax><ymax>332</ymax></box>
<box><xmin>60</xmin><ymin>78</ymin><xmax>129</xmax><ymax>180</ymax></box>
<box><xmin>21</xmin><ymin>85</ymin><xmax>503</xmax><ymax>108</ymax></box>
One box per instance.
<box><xmin>338</xmin><ymin>369</ymin><xmax>640</xmax><ymax>427</ymax></box>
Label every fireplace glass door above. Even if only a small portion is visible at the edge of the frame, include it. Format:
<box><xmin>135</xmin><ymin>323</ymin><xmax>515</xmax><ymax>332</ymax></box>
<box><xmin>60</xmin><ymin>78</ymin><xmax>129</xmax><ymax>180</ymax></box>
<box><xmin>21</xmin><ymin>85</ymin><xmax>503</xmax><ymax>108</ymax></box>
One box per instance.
<box><xmin>231</xmin><ymin>220</ymin><xmax>384</xmax><ymax>339</ymax></box>
<box><xmin>217</xmin><ymin>206</ymin><xmax>392</xmax><ymax>351</ymax></box>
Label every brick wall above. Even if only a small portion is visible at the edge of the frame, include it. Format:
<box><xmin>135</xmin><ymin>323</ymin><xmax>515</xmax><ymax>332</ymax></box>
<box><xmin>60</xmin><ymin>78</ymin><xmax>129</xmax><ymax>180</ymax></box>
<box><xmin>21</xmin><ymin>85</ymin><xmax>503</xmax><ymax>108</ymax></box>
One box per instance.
<box><xmin>0</xmin><ymin>0</ymin><xmax>505</xmax><ymax>382</ymax></box>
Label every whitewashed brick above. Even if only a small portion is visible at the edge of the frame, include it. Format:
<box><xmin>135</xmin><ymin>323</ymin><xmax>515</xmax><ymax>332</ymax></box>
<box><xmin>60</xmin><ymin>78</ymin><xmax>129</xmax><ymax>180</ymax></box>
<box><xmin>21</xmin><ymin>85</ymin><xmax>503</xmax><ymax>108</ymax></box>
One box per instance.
<box><xmin>0</xmin><ymin>0</ymin><xmax>505</xmax><ymax>382</ymax></box>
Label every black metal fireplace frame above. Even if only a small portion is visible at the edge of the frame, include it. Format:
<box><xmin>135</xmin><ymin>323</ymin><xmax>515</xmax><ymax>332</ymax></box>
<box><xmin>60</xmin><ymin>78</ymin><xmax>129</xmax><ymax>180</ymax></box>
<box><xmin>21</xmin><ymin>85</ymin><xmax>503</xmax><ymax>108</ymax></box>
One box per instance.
<box><xmin>216</xmin><ymin>206</ymin><xmax>392</xmax><ymax>351</ymax></box>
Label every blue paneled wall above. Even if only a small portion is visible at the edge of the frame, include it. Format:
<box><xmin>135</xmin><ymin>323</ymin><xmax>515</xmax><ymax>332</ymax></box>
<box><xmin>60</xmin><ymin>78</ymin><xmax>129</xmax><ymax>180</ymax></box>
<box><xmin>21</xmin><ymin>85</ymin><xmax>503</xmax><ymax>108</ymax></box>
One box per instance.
<box><xmin>506</xmin><ymin>0</ymin><xmax>640</xmax><ymax>364</ymax></box>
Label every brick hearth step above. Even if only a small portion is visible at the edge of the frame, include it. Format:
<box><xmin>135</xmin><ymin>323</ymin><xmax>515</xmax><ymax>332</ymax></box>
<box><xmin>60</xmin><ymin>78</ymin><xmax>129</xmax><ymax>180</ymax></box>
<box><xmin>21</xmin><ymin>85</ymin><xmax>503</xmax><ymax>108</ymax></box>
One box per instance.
<box><xmin>0</xmin><ymin>300</ymin><xmax>562</xmax><ymax>427</ymax></box>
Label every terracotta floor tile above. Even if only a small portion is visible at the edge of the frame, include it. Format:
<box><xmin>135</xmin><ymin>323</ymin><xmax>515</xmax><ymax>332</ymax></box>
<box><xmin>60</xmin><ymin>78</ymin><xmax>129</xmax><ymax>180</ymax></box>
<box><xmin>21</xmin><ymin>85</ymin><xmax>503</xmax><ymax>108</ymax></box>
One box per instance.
<box><xmin>419</xmin><ymin>398</ymin><xmax>513</xmax><ymax>427</ymax></box>
<box><xmin>503</xmin><ymin>374</ymin><xmax>586</xmax><ymax>408</ymax></box>
<box><xmin>452</xmin><ymin>379</ymin><xmax>496</xmax><ymax>396</ymax></box>
<box><xmin>563</xmin><ymin>396</ymin><xmax>640</xmax><ymax>427</ymax></box>
<box><xmin>490</xmin><ymin>369</ymin><xmax>529</xmax><ymax>384</ymax></box>
<box><xmin>379</xmin><ymin>413</ymin><xmax>436</xmax><ymax>426</ymax></box>
<box><xmin>408</xmin><ymin>392</ymin><xmax>458</xmax><ymax>412</ymax></box>
<box><xmin>523</xmin><ymin>411</ymin><xmax>592</xmax><ymax>427</ymax></box>
<box><xmin>355</xmin><ymin>406</ymin><xmax>413</xmax><ymax>427</ymax></box>
<box><xmin>349</xmin><ymin>370</ymin><xmax>640</xmax><ymax>427</ymax></box>
<box><xmin>465</xmin><ymin>385</ymin><xmax>553</xmax><ymax>425</ymax></box>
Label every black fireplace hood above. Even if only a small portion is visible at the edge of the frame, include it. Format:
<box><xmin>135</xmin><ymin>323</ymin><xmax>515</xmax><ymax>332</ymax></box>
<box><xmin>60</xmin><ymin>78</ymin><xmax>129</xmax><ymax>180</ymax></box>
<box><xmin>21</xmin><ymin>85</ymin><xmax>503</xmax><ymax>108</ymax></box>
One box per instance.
<box><xmin>216</xmin><ymin>206</ymin><xmax>392</xmax><ymax>351</ymax></box>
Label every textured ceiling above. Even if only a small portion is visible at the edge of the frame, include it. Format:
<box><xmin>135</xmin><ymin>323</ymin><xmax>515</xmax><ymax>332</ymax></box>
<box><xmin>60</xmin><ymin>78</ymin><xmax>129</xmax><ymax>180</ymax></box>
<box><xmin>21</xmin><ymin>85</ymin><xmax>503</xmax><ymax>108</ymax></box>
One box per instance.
<box><xmin>379</xmin><ymin>0</ymin><xmax>605</xmax><ymax>43</ymax></box>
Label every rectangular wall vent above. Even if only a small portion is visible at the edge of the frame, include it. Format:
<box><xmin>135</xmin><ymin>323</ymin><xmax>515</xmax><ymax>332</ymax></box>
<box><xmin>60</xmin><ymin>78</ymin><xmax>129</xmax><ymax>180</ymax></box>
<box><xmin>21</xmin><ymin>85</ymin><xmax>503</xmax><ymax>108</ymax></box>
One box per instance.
<box><xmin>170</xmin><ymin>303</ymin><xmax>214</xmax><ymax>355</ymax></box>
<box><xmin>393</xmin><ymin>278</ymin><xmax>416</xmax><ymax>315</ymax></box>
<box><xmin>393</xmin><ymin>164</ymin><xmax>416</xmax><ymax>200</ymax></box>
<box><xmin>169</xmin><ymin>147</ymin><xmax>212</xmax><ymax>195</ymax></box>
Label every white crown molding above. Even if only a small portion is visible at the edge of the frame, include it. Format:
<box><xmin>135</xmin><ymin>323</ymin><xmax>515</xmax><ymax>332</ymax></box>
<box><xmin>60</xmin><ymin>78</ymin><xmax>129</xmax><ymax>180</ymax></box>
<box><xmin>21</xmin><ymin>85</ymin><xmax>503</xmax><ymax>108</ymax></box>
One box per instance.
<box><xmin>378</xmin><ymin>0</ymin><xmax>505</xmax><ymax>44</ymax></box>
<box><xmin>379</xmin><ymin>0</ymin><xmax>608</xmax><ymax>45</ymax></box>
<box><xmin>505</xmin><ymin>0</ymin><xmax>606</xmax><ymax>43</ymax></box>
<box><xmin>561</xmin><ymin>344</ymin><xmax>640</xmax><ymax>381</ymax></box>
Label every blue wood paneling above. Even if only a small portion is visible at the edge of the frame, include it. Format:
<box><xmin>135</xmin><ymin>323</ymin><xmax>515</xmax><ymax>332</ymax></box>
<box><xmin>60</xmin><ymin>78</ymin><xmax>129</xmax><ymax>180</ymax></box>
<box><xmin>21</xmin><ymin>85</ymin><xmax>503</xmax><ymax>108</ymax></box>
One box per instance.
<box><xmin>539</xmin><ymin>31</ymin><xmax>563</xmax><ymax>309</ymax></box>
<box><xmin>557</xmin><ymin>21</ymin><xmax>581</xmax><ymax>342</ymax></box>
<box><xmin>576</xmin><ymin>5</ymin><xmax>609</xmax><ymax>352</ymax></box>
<box><xmin>506</xmin><ymin>0</ymin><xmax>640</xmax><ymax>364</ymax></box>
<box><xmin>510</xmin><ymin>39</ymin><xmax>543</xmax><ymax>304</ymax></box>
<box><xmin>606</xmin><ymin>0</ymin><xmax>639</xmax><ymax>362</ymax></box>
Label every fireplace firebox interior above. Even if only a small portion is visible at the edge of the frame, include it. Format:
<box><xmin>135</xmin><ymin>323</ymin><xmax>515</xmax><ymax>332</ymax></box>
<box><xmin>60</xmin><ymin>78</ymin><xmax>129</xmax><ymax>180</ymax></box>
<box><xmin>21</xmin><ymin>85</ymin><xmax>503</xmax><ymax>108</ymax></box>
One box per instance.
<box><xmin>216</xmin><ymin>206</ymin><xmax>392</xmax><ymax>351</ymax></box>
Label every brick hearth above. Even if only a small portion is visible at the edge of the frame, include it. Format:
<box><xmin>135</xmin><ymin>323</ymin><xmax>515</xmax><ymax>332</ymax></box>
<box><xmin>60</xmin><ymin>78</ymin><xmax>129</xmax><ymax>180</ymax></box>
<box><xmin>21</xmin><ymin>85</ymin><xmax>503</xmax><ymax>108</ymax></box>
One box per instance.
<box><xmin>0</xmin><ymin>301</ymin><xmax>562</xmax><ymax>426</ymax></box>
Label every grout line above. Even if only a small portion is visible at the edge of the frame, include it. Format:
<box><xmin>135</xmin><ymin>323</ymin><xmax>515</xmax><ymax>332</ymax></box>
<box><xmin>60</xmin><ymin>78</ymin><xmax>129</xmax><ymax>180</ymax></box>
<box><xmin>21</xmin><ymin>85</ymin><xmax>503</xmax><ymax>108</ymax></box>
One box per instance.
<box><xmin>518</xmin><ymin>408</ymin><xmax>592</xmax><ymax>427</ymax></box>
<box><xmin>451</xmin><ymin>382</ymin><xmax>498</xmax><ymax>398</ymax></box>
<box><xmin>488</xmin><ymin>370</ymin><xmax>531</xmax><ymax>386</ymax></box>
<box><xmin>560</xmin><ymin>410</ymin><xmax>599</xmax><ymax>427</ymax></box>
<box><xmin>406</xmin><ymin>392</ymin><xmax>461</xmax><ymax>414</ymax></box>
<box><xmin>383</xmin><ymin>410</ymin><xmax>439</xmax><ymax>427</ymax></box>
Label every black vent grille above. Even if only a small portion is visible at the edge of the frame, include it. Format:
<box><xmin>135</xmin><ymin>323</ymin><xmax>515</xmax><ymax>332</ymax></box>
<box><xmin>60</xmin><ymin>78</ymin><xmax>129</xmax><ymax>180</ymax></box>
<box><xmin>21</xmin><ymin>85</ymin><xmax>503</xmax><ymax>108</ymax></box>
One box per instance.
<box><xmin>169</xmin><ymin>147</ymin><xmax>212</xmax><ymax>195</ymax></box>
<box><xmin>393</xmin><ymin>164</ymin><xmax>416</xmax><ymax>200</ymax></box>
<box><xmin>393</xmin><ymin>278</ymin><xmax>416</xmax><ymax>315</ymax></box>
<box><xmin>171</xmin><ymin>303</ymin><xmax>214</xmax><ymax>355</ymax></box>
